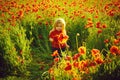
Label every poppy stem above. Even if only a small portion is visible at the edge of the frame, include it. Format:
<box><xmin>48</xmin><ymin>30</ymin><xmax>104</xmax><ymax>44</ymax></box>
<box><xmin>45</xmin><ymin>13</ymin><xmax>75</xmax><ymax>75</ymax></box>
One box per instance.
<box><xmin>76</xmin><ymin>34</ymin><xmax>79</xmax><ymax>49</ymax></box>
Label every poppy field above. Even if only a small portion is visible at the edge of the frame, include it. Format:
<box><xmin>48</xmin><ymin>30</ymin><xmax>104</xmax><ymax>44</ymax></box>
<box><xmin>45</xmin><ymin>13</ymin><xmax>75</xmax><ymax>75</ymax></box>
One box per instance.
<box><xmin>0</xmin><ymin>0</ymin><xmax>120</xmax><ymax>80</ymax></box>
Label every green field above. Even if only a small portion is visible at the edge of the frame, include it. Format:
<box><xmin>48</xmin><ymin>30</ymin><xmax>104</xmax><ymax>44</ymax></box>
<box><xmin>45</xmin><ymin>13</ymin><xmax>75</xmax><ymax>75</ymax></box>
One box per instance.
<box><xmin>0</xmin><ymin>0</ymin><xmax>120</xmax><ymax>80</ymax></box>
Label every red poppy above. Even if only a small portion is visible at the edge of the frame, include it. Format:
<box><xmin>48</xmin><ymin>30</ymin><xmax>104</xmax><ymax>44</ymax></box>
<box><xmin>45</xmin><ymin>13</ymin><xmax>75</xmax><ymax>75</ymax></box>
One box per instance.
<box><xmin>51</xmin><ymin>50</ymin><xmax>59</xmax><ymax>57</ymax></box>
<box><xmin>89</xmin><ymin>61</ymin><xmax>96</xmax><ymax>67</ymax></box>
<box><xmin>95</xmin><ymin>57</ymin><xmax>104</xmax><ymax>64</ymax></box>
<box><xmin>48</xmin><ymin>68</ymin><xmax>54</xmax><ymax>74</ymax></box>
<box><xmin>73</xmin><ymin>61</ymin><xmax>79</xmax><ymax>68</ymax></box>
<box><xmin>72</xmin><ymin>53</ymin><xmax>80</xmax><ymax>61</ymax></box>
<box><xmin>78</xmin><ymin>46</ymin><xmax>86</xmax><ymax>55</ymax></box>
<box><xmin>20</xmin><ymin>50</ymin><xmax>23</xmax><ymax>55</ymax></box>
<box><xmin>18</xmin><ymin>10</ymin><xmax>24</xmax><ymax>18</ymax></box>
<box><xmin>114</xmin><ymin>39</ymin><xmax>119</xmax><ymax>45</ymax></box>
<box><xmin>36</xmin><ymin>15</ymin><xmax>42</xmax><ymax>19</ymax></box>
<box><xmin>104</xmin><ymin>39</ymin><xmax>109</xmax><ymax>43</ymax></box>
<box><xmin>64</xmin><ymin>63</ymin><xmax>72</xmax><ymax>71</ymax></box>
<box><xmin>81</xmin><ymin>15</ymin><xmax>85</xmax><ymax>18</ymax></box>
<box><xmin>54</xmin><ymin>57</ymin><xmax>59</xmax><ymax>62</ymax></box>
<box><xmin>91</xmin><ymin>49</ymin><xmax>100</xmax><ymax>58</ymax></box>
<box><xmin>94</xmin><ymin>15</ymin><xmax>98</xmax><ymax>18</ymax></box>
<box><xmin>97</xmin><ymin>29</ymin><xmax>102</xmax><ymax>34</ymax></box>
<box><xmin>96</xmin><ymin>22</ymin><xmax>101</xmax><ymax>28</ymax></box>
<box><xmin>81</xmin><ymin>60</ymin><xmax>88</xmax><ymax>67</ymax></box>
<box><xmin>21</xmin><ymin>60</ymin><xmax>24</xmax><ymax>64</ymax></box>
<box><xmin>118</xmin><ymin>50</ymin><xmax>120</xmax><ymax>55</ymax></box>
<box><xmin>110</xmin><ymin>46</ymin><xmax>119</xmax><ymax>55</ymax></box>
<box><xmin>65</xmin><ymin>56</ymin><xmax>71</xmax><ymax>61</ymax></box>
<box><xmin>116</xmin><ymin>31</ymin><xmax>120</xmax><ymax>36</ymax></box>
<box><xmin>102</xmin><ymin>24</ymin><xmax>107</xmax><ymax>28</ymax></box>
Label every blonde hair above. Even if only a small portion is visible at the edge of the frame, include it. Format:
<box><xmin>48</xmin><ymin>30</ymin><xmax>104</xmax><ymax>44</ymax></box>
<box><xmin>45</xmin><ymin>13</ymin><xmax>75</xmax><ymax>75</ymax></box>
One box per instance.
<box><xmin>53</xmin><ymin>18</ymin><xmax>66</xmax><ymax>34</ymax></box>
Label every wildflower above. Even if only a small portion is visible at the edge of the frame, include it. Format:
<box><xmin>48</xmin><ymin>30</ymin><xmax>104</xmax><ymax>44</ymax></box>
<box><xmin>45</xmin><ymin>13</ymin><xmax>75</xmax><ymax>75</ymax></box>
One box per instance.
<box><xmin>91</xmin><ymin>49</ymin><xmax>101</xmax><ymax>58</ymax></box>
<box><xmin>95</xmin><ymin>57</ymin><xmax>104</xmax><ymax>64</ymax></box>
<box><xmin>102</xmin><ymin>24</ymin><xmax>107</xmax><ymax>28</ymax></box>
<box><xmin>65</xmin><ymin>56</ymin><xmax>71</xmax><ymax>61</ymax></box>
<box><xmin>54</xmin><ymin>57</ymin><xmax>59</xmax><ymax>62</ymax></box>
<box><xmin>73</xmin><ymin>53</ymin><xmax>80</xmax><ymax>60</ymax></box>
<box><xmin>78</xmin><ymin>46</ymin><xmax>86</xmax><ymax>55</ymax></box>
<box><xmin>116</xmin><ymin>31</ymin><xmax>120</xmax><ymax>36</ymax></box>
<box><xmin>89</xmin><ymin>61</ymin><xmax>96</xmax><ymax>67</ymax></box>
<box><xmin>20</xmin><ymin>50</ymin><xmax>23</xmax><ymax>55</ymax></box>
<box><xmin>73</xmin><ymin>61</ymin><xmax>79</xmax><ymax>68</ymax></box>
<box><xmin>18</xmin><ymin>10</ymin><xmax>24</xmax><ymax>18</ymax></box>
<box><xmin>21</xmin><ymin>60</ymin><xmax>24</xmax><ymax>64</ymax></box>
<box><xmin>72</xmin><ymin>78</ymin><xmax>78</xmax><ymax>80</ymax></box>
<box><xmin>81</xmin><ymin>60</ymin><xmax>88</xmax><ymax>67</ymax></box>
<box><xmin>118</xmin><ymin>50</ymin><xmax>120</xmax><ymax>55</ymax></box>
<box><xmin>104</xmin><ymin>39</ymin><xmax>109</xmax><ymax>43</ymax></box>
<box><xmin>51</xmin><ymin>50</ymin><xmax>59</xmax><ymax>57</ymax></box>
<box><xmin>96</xmin><ymin>22</ymin><xmax>101</xmax><ymax>28</ymax></box>
<box><xmin>64</xmin><ymin>62</ymin><xmax>72</xmax><ymax>71</ymax></box>
<box><xmin>48</xmin><ymin>68</ymin><xmax>54</xmax><ymax>74</ymax></box>
<box><xmin>110</xmin><ymin>46</ymin><xmax>119</xmax><ymax>55</ymax></box>
<box><xmin>114</xmin><ymin>39</ymin><xmax>119</xmax><ymax>45</ymax></box>
<box><xmin>97</xmin><ymin>29</ymin><xmax>102</xmax><ymax>34</ymax></box>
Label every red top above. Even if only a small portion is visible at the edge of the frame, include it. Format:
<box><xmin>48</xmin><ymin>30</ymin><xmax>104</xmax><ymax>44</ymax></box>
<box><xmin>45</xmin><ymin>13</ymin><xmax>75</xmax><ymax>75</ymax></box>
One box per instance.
<box><xmin>49</xmin><ymin>30</ymin><xmax>68</xmax><ymax>48</ymax></box>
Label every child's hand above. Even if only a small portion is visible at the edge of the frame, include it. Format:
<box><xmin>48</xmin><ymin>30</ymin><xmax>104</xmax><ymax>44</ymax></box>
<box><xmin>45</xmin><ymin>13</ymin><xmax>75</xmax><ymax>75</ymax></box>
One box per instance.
<box><xmin>66</xmin><ymin>44</ymin><xmax>70</xmax><ymax>48</ymax></box>
<box><xmin>49</xmin><ymin>38</ymin><xmax>54</xmax><ymax>42</ymax></box>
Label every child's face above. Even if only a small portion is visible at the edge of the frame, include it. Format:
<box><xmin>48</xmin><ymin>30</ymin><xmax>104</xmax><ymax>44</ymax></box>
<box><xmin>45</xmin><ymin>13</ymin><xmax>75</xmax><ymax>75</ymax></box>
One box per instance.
<box><xmin>56</xmin><ymin>22</ymin><xmax>63</xmax><ymax>31</ymax></box>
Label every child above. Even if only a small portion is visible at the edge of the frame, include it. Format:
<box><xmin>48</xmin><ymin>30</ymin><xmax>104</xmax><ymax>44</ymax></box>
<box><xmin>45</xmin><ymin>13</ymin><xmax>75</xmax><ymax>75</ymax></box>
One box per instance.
<box><xmin>49</xmin><ymin>18</ymin><xmax>69</xmax><ymax>57</ymax></box>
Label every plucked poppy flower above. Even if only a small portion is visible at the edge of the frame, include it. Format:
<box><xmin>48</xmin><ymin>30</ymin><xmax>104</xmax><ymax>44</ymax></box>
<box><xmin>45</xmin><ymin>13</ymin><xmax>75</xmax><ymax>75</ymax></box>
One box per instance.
<box><xmin>36</xmin><ymin>15</ymin><xmax>42</xmax><ymax>19</ymax></box>
<box><xmin>51</xmin><ymin>50</ymin><xmax>59</xmax><ymax>57</ymax></box>
<box><xmin>78</xmin><ymin>46</ymin><xmax>86</xmax><ymax>55</ymax></box>
<box><xmin>81</xmin><ymin>15</ymin><xmax>85</xmax><ymax>18</ymax></box>
<box><xmin>110</xmin><ymin>46</ymin><xmax>119</xmax><ymax>55</ymax></box>
<box><xmin>64</xmin><ymin>62</ymin><xmax>72</xmax><ymax>71</ymax></box>
<box><xmin>94</xmin><ymin>15</ymin><xmax>98</xmax><ymax>18</ymax></box>
<box><xmin>21</xmin><ymin>60</ymin><xmax>24</xmax><ymax>64</ymax></box>
<box><xmin>118</xmin><ymin>50</ymin><xmax>120</xmax><ymax>55</ymax></box>
<box><xmin>58</xmin><ymin>33</ymin><xmax>68</xmax><ymax>43</ymax></box>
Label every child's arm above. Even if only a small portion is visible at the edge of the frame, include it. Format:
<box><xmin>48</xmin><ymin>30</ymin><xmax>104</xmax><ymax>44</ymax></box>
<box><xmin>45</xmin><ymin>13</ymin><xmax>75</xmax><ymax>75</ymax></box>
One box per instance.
<box><xmin>49</xmin><ymin>38</ymin><xmax>54</xmax><ymax>42</ymax></box>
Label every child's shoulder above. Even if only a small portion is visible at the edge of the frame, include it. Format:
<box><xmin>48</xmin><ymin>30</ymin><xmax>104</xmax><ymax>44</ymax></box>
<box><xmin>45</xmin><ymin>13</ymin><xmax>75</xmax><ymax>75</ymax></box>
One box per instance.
<box><xmin>49</xmin><ymin>29</ymin><xmax>56</xmax><ymax>34</ymax></box>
